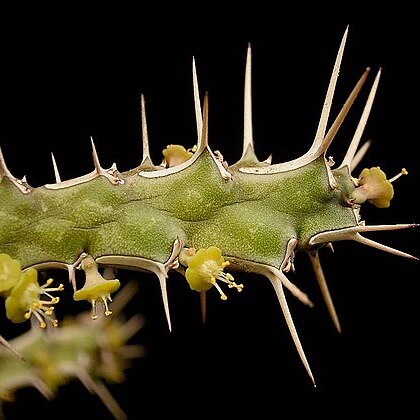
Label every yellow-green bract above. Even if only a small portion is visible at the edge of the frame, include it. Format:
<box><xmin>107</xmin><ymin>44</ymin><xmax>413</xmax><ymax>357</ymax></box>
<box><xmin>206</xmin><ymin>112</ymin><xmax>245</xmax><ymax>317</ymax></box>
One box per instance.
<box><xmin>0</xmin><ymin>28</ymin><xmax>417</xmax><ymax>386</ymax></box>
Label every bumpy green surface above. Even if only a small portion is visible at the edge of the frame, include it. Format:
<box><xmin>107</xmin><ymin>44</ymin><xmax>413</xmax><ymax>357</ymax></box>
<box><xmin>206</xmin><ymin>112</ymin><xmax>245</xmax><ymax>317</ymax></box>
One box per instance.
<box><xmin>0</xmin><ymin>150</ymin><xmax>356</xmax><ymax>270</ymax></box>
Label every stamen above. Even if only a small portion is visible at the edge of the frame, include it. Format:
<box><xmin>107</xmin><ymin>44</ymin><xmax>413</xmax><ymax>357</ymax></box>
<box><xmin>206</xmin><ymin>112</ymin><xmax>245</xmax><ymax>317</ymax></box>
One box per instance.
<box><xmin>212</xmin><ymin>281</ymin><xmax>228</xmax><ymax>300</ymax></box>
<box><xmin>102</xmin><ymin>295</ymin><xmax>113</xmax><ymax>317</ymax></box>
<box><xmin>188</xmin><ymin>144</ymin><xmax>198</xmax><ymax>153</ymax></box>
<box><xmin>217</xmin><ymin>271</ymin><xmax>244</xmax><ymax>292</ymax></box>
<box><xmin>5</xmin><ymin>268</ymin><xmax>63</xmax><ymax>328</ymax></box>
<box><xmin>91</xmin><ymin>299</ymin><xmax>98</xmax><ymax>320</ymax></box>
<box><xmin>31</xmin><ymin>310</ymin><xmax>47</xmax><ymax>328</ymax></box>
<box><xmin>73</xmin><ymin>255</ymin><xmax>120</xmax><ymax>320</ymax></box>
<box><xmin>389</xmin><ymin>168</ymin><xmax>408</xmax><ymax>183</ymax></box>
<box><xmin>23</xmin><ymin>293</ymin><xmax>60</xmax><ymax>328</ymax></box>
<box><xmin>179</xmin><ymin>246</ymin><xmax>244</xmax><ymax>299</ymax></box>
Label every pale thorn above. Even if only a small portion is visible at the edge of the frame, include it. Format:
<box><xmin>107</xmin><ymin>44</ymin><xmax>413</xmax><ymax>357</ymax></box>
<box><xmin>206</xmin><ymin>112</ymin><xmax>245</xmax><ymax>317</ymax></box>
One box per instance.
<box><xmin>277</xmin><ymin>268</ymin><xmax>314</xmax><ymax>307</ymax></box>
<box><xmin>192</xmin><ymin>57</ymin><xmax>203</xmax><ymax>147</ymax></box>
<box><xmin>80</xmin><ymin>137</ymin><xmax>124</xmax><ymax>185</ymax></box>
<box><xmin>96</xmin><ymin>238</ymin><xmax>181</xmax><ymax>332</ymax></box>
<box><xmin>310</xmin><ymin>223</ymin><xmax>419</xmax><ymax>244</ymax></box>
<box><xmin>230</xmin><ymin>42</ymin><xmax>262</xmax><ymax>168</ymax></box>
<box><xmin>216</xmin><ymin>255</ymin><xmax>315</xmax><ymax>383</ymax></box>
<box><xmin>66</xmin><ymin>356</ymin><xmax>96</xmax><ymax>393</ymax></box>
<box><xmin>263</xmin><ymin>154</ymin><xmax>273</xmax><ymax>165</ymax></box>
<box><xmin>107</xmin><ymin>280</ymin><xmax>140</xmax><ymax>317</ymax></box>
<box><xmin>0</xmin><ymin>147</ymin><xmax>31</xmax><ymax>193</ymax></box>
<box><xmin>242</xmin><ymin>42</ymin><xmax>256</xmax><ymax>159</ymax></box>
<box><xmin>200</xmin><ymin>95</ymin><xmax>232</xmax><ymax>181</ymax></box>
<box><xmin>69</xmin><ymin>252</ymin><xmax>88</xmax><ymax>292</ymax></box>
<box><xmin>164</xmin><ymin>236</ymin><xmax>184</xmax><ymax>273</ymax></box>
<box><xmin>102</xmin><ymin>266</ymin><xmax>116</xmax><ymax>280</ymax></box>
<box><xmin>309</xmin><ymin>251</ymin><xmax>341</xmax><ymax>334</ymax></box>
<box><xmin>350</xmin><ymin>140</ymin><xmax>371</xmax><ymax>172</ymax></box>
<box><xmin>266</xmin><ymin>271</ymin><xmax>316</xmax><ymax>386</ymax></box>
<box><xmin>309</xmin><ymin>224</ymin><xmax>419</xmax><ymax>260</ymax></box>
<box><xmin>317</xmin><ymin>68</ymin><xmax>371</xmax><ymax>161</ymax></box>
<box><xmin>340</xmin><ymin>69</ymin><xmax>381</xmax><ymax>169</ymax></box>
<box><xmin>313</xmin><ymin>25</ymin><xmax>349</xmax><ymax>150</ymax></box>
<box><xmin>45</xmin><ymin>160</ymin><xmax>123</xmax><ymax>188</ymax></box>
<box><xmin>67</xmin><ymin>264</ymin><xmax>77</xmax><ymax>292</ymax></box>
<box><xmin>140</xmin><ymin>94</ymin><xmax>149</xmax><ymax>157</ymax></box>
<box><xmin>28</xmin><ymin>259</ymin><xmax>82</xmax><ymax>293</ymax></box>
<box><xmin>354</xmin><ymin>223</ymin><xmax>414</xmax><ymax>233</ymax></box>
<box><xmin>201</xmin><ymin>92</ymin><xmax>209</xmax><ymax>150</ymax></box>
<box><xmin>0</xmin><ymin>335</ymin><xmax>25</xmax><ymax>360</ymax></box>
<box><xmin>92</xmin><ymin>380</ymin><xmax>128</xmax><ymax>420</ymax></box>
<box><xmin>118</xmin><ymin>344</ymin><xmax>145</xmax><ymax>359</ymax></box>
<box><xmin>0</xmin><ymin>147</ymin><xmax>11</xmax><ymax>178</ymax></box>
<box><xmin>140</xmin><ymin>94</ymin><xmax>154</xmax><ymax>166</ymax></box>
<box><xmin>91</xmin><ymin>266</ymin><xmax>172</xmax><ymax>331</ymax></box>
<box><xmin>137</xmin><ymin>92</ymin><xmax>230</xmax><ymax>180</ymax></box>
<box><xmin>138</xmin><ymin>87</ymin><xmax>203</xmax><ymax>178</ymax></box>
<box><xmin>200</xmin><ymin>290</ymin><xmax>207</xmax><ymax>324</ymax></box>
<box><xmin>239</xmin><ymin>68</ymin><xmax>370</xmax><ymax>175</ymax></box>
<box><xmin>30</xmin><ymin>376</ymin><xmax>54</xmax><ymax>400</ymax></box>
<box><xmin>160</xmin><ymin>237</ymin><xmax>184</xmax><ymax>332</ymax></box>
<box><xmin>51</xmin><ymin>152</ymin><xmax>62</xmax><ymax>183</ymax></box>
<box><xmin>326</xmin><ymin>242</ymin><xmax>335</xmax><ymax>253</ymax></box>
<box><xmin>354</xmin><ymin>233</ymin><xmax>418</xmax><ymax>260</ymax></box>
<box><xmin>156</xmin><ymin>270</ymin><xmax>172</xmax><ymax>332</ymax></box>
<box><xmin>120</xmin><ymin>314</ymin><xmax>145</xmax><ymax>341</ymax></box>
<box><xmin>280</xmin><ymin>238</ymin><xmax>313</xmax><ymax>306</ymax></box>
<box><xmin>76</xmin><ymin>366</ymin><xmax>127</xmax><ymax>420</ymax></box>
<box><xmin>90</xmin><ymin>136</ymin><xmax>102</xmax><ymax>174</ymax></box>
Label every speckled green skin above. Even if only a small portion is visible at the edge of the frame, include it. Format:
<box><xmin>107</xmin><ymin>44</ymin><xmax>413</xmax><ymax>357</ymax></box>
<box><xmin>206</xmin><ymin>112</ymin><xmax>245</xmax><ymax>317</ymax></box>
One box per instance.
<box><xmin>0</xmin><ymin>149</ymin><xmax>356</xmax><ymax>271</ymax></box>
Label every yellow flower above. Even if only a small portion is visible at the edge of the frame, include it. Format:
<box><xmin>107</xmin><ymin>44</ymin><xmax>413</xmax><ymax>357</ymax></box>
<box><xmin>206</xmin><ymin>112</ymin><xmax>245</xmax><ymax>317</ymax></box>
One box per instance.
<box><xmin>179</xmin><ymin>246</ymin><xmax>243</xmax><ymax>300</ymax></box>
<box><xmin>162</xmin><ymin>144</ymin><xmax>193</xmax><ymax>167</ymax></box>
<box><xmin>73</xmin><ymin>255</ymin><xmax>120</xmax><ymax>320</ymax></box>
<box><xmin>5</xmin><ymin>268</ymin><xmax>63</xmax><ymax>328</ymax></box>
<box><xmin>0</xmin><ymin>253</ymin><xmax>21</xmax><ymax>293</ymax></box>
<box><xmin>351</xmin><ymin>167</ymin><xmax>394</xmax><ymax>208</ymax></box>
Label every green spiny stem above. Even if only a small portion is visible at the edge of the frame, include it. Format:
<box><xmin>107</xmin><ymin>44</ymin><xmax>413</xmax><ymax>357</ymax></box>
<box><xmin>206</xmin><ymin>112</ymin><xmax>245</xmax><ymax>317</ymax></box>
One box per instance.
<box><xmin>0</xmin><ymin>28</ymin><xmax>417</xmax><ymax>387</ymax></box>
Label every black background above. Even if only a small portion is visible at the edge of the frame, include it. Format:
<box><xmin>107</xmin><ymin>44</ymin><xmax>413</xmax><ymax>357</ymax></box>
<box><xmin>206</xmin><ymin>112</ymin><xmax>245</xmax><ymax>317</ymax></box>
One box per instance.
<box><xmin>0</xmin><ymin>17</ymin><xmax>419</xmax><ymax>419</ymax></box>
